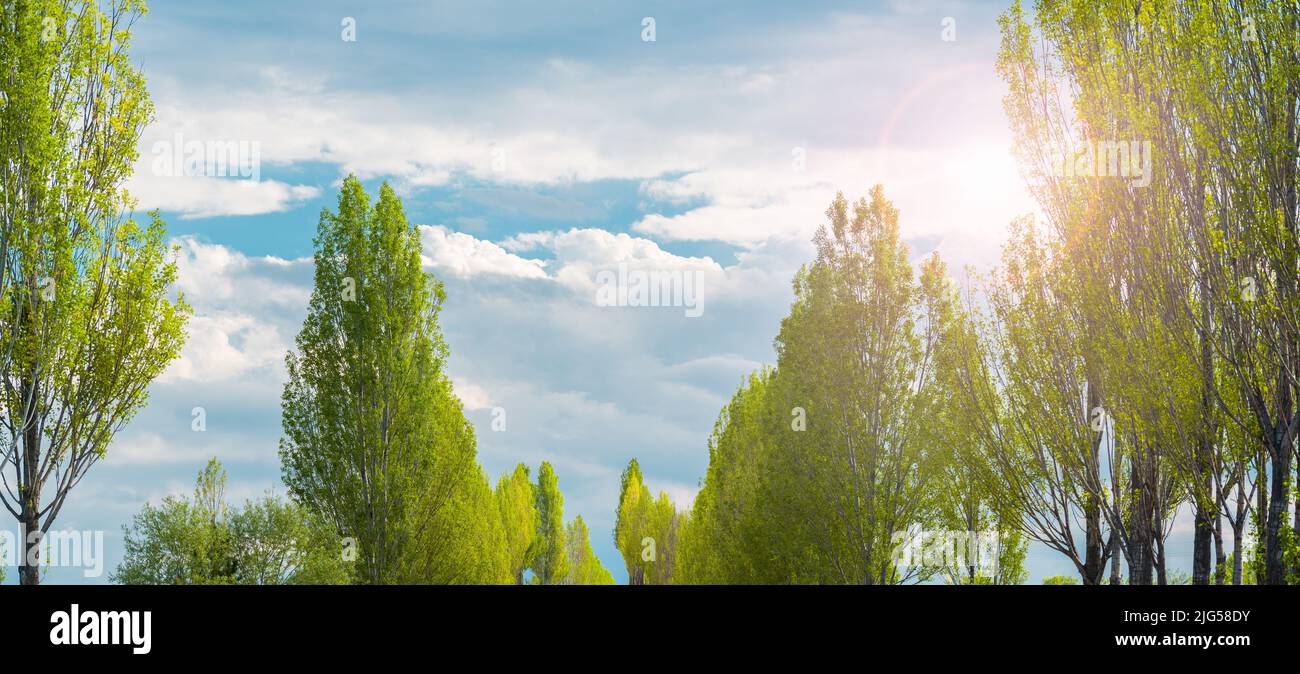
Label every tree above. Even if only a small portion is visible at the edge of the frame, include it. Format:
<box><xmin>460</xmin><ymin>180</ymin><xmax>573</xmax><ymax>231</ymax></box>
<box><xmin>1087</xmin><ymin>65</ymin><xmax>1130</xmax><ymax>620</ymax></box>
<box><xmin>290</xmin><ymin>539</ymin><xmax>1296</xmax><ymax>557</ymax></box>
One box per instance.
<box><xmin>0</xmin><ymin>0</ymin><xmax>190</xmax><ymax>584</ymax></box>
<box><xmin>676</xmin><ymin>371</ymin><xmax>774</xmax><ymax>584</ymax></box>
<box><xmin>495</xmin><ymin>463</ymin><xmax>539</xmax><ymax>584</ymax></box>
<box><xmin>931</xmin><ymin>286</ymin><xmax>1029</xmax><ymax>586</ymax></box>
<box><xmin>561</xmin><ymin>516</ymin><xmax>614</xmax><ymax>585</ymax></box>
<box><xmin>280</xmin><ymin>176</ymin><xmax>497</xmax><ymax>584</ymax></box>
<box><xmin>529</xmin><ymin>462</ymin><xmax>569</xmax><ymax>584</ymax></box>
<box><xmin>944</xmin><ymin>218</ymin><xmax>1120</xmax><ymax>584</ymax></box>
<box><xmin>614</xmin><ymin>459</ymin><xmax>652</xmax><ymax>584</ymax></box>
<box><xmin>676</xmin><ymin>189</ymin><xmax>963</xmax><ymax>585</ymax></box>
<box><xmin>113</xmin><ymin>459</ymin><xmax>351</xmax><ymax>585</ymax></box>
<box><xmin>613</xmin><ymin>458</ymin><xmax>685</xmax><ymax>584</ymax></box>
<box><xmin>396</xmin><ymin>463</ymin><xmax>511</xmax><ymax>584</ymax></box>
<box><xmin>996</xmin><ymin>0</ymin><xmax>1300</xmax><ymax>584</ymax></box>
<box><xmin>228</xmin><ymin>489</ymin><xmax>355</xmax><ymax>585</ymax></box>
<box><xmin>758</xmin><ymin>187</ymin><xmax>948</xmax><ymax>584</ymax></box>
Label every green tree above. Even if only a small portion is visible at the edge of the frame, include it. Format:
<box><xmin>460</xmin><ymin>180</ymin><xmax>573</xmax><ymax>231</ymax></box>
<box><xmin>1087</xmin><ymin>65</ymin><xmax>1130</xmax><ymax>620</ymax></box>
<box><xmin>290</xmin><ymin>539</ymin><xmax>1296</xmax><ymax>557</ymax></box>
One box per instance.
<box><xmin>0</xmin><ymin>0</ymin><xmax>190</xmax><ymax>584</ymax></box>
<box><xmin>676</xmin><ymin>371</ymin><xmax>774</xmax><ymax>584</ymax></box>
<box><xmin>945</xmin><ymin>218</ymin><xmax>1121</xmax><ymax>584</ymax></box>
<box><xmin>931</xmin><ymin>282</ymin><xmax>1029</xmax><ymax>586</ymax></box>
<box><xmin>613</xmin><ymin>458</ymin><xmax>684</xmax><ymax>584</ymax></box>
<box><xmin>397</xmin><ymin>464</ymin><xmax>511</xmax><ymax>584</ymax></box>
<box><xmin>228</xmin><ymin>491</ymin><xmax>354</xmax><ymax>585</ymax></box>
<box><xmin>758</xmin><ymin>187</ymin><xmax>948</xmax><ymax>584</ymax></box>
<box><xmin>614</xmin><ymin>459</ymin><xmax>652</xmax><ymax>584</ymax></box>
<box><xmin>995</xmin><ymin>0</ymin><xmax>1297</xmax><ymax>584</ymax></box>
<box><xmin>529</xmin><ymin>462</ymin><xmax>569</xmax><ymax>584</ymax></box>
<box><xmin>495</xmin><ymin>463</ymin><xmax>539</xmax><ymax>584</ymax></box>
<box><xmin>113</xmin><ymin>459</ymin><xmax>351</xmax><ymax>585</ymax></box>
<box><xmin>280</xmin><ymin>176</ymin><xmax>497</xmax><ymax>584</ymax></box>
<box><xmin>561</xmin><ymin>516</ymin><xmax>614</xmax><ymax>585</ymax></box>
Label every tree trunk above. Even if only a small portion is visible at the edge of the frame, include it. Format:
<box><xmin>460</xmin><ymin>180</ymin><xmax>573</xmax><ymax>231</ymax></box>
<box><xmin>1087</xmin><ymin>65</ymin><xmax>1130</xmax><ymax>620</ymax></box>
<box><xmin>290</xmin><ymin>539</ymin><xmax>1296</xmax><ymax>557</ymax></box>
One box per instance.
<box><xmin>1212</xmin><ymin>514</ymin><xmax>1225</xmax><ymax>585</ymax></box>
<box><xmin>19</xmin><ymin>507</ymin><xmax>40</xmax><ymax>585</ymax></box>
<box><xmin>19</xmin><ymin>376</ymin><xmax>42</xmax><ymax>585</ymax></box>
<box><xmin>1108</xmin><ymin>529</ymin><xmax>1121</xmax><ymax>585</ymax></box>
<box><xmin>1082</xmin><ymin>377</ymin><xmax>1106</xmax><ymax>585</ymax></box>
<box><xmin>1154</xmin><ymin>486</ymin><xmax>1167</xmax><ymax>585</ymax></box>
<box><xmin>1082</xmin><ymin>491</ymin><xmax>1106</xmax><ymax>584</ymax></box>
<box><xmin>1231</xmin><ymin>521</ymin><xmax>1244</xmax><ymax>585</ymax></box>
<box><xmin>1192</xmin><ymin>496</ymin><xmax>1212</xmax><ymax>584</ymax></box>
<box><xmin>1264</xmin><ymin>424</ymin><xmax>1292</xmax><ymax>585</ymax></box>
<box><xmin>1155</xmin><ymin>523</ymin><xmax>1167</xmax><ymax>585</ymax></box>
<box><xmin>1192</xmin><ymin>272</ymin><xmax>1215</xmax><ymax>585</ymax></box>
<box><xmin>1128</xmin><ymin>451</ymin><xmax>1154</xmax><ymax>585</ymax></box>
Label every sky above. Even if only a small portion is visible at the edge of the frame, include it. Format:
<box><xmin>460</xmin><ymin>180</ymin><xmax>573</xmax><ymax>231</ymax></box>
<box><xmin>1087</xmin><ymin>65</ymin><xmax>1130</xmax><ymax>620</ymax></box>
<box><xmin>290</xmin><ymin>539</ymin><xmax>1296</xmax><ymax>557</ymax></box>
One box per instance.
<box><xmin>7</xmin><ymin>0</ymin><xmax>1198</xmax><ymax>584</ymax></box>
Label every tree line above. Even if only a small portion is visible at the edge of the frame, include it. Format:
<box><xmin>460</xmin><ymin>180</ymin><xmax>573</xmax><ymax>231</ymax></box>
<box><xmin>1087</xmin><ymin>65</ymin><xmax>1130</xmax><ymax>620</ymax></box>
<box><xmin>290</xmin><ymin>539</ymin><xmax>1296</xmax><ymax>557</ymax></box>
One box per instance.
<box><xmin>116</xmin><ymin>177</ymin><xmax>615</xmax><ymax>586</ymax></box>
<box><xmin>608</xmin><ymin>0</ymin><xmax>1300</xmax><ymax>586</ymax></box>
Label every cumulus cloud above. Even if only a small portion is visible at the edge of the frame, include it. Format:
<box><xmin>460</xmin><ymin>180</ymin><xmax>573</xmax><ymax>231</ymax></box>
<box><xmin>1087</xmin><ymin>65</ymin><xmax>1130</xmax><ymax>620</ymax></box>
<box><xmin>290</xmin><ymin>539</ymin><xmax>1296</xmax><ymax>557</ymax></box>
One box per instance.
<box><xmin>128</xmin><ymin>173</ymin><xmax>321</xmax><ymax>219</ymax></box>
<box><xmin>160</xmin><ymin>237</ymin><xmax>312</xmax><ymax>385</ymax></box>
<box><xmin>419</xmin><ymin>225</ymin><xmax>549</xmax><ymax>280</ymax></box>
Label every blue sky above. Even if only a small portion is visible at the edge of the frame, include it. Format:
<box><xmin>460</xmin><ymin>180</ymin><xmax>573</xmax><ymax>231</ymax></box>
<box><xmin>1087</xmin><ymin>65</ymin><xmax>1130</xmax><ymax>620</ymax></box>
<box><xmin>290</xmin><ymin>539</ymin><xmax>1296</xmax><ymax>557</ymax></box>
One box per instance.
<box><xmin>8</xmin><ymin>0</ymin><xmax>1195</xmax><ymax>584</ymax></box>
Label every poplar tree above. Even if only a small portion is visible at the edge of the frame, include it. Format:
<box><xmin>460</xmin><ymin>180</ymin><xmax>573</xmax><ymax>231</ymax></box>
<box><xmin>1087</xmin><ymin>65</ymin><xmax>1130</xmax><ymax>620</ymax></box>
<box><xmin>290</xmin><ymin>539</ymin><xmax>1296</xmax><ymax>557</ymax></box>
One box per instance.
<box><xmin>614</xmin><ymin>458</ymin><xmax>685</xmax><ymax>584</ymax></box>
<box><xmin>0</xmin><ymin>0</ymin><xmax>189</xmax><ymax>584</ymax></box>
<box><xmin>529</xmin><ymin>461</ymin><xmax>569</xmax><ymax>584</ymax></box>
<box><xmin>561</xmin><ymin>516</ymin><xmax>614</xmax><ymax>585</ymax></box>
<box><xmin>759</xmin><ymin>187</ymin><xmax>947</xmax><ymax>584</ymax></box>
<box><xmin>280</xmin><ymin>176</ymin><xmax>493</xmax><ymax>584</ymax></box>
<box><xmin>495</xmin><ymin>463</ymin><xmax>539</xmax><ymax>584</ymax></box>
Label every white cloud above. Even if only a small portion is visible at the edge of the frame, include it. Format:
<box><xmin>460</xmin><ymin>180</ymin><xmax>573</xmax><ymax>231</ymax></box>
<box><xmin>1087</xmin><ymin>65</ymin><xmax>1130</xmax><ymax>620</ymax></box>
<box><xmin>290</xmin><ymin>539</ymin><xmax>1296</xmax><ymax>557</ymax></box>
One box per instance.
<box><xmin>159</xmin><ymin>312</ymin><xmax>288</xmax><ymax>384</ymax></box>
<box><xmin>419</xmin><ymin>225</ymin><xmax>548</xmax><ymax>280</ymax></box>
<box><xmin>645</xmin><ymin>478</ymin><xmax>699</xmax><ymax>513</ymax></box>
<box><xmin>128</xmin><ymin>173</ymin><xmax>320</xmax><ymax>219</ymax></box>
<box><xmin>451</xmin><ymin>377</ymin><xmax>493</xmax><ymax>411</ymax></box>
<box><xmin>110</xmin><ymin>431</ymin><xmax>270</xmax><ymax>467</ymax></box>
<box><xmin>161</xmin><ymin>237</ymin><xmax>311</xmax><ymax>384</ymax></box>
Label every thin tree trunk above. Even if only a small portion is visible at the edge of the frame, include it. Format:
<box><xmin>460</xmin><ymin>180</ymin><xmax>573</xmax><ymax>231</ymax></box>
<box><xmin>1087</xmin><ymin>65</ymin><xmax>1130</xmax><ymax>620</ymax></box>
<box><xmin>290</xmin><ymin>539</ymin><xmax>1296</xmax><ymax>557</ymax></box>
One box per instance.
<box><xmin>1083</xmin><ymin>377</ymin><xmax>1106</xmax><ymax>585</ymax></box>
<box><xmin>1128</xmin><ymin>450</ymin><xmax>1154</xmax><ymax>585</ymax></box>
<box><xmin>1265</xmin><ymin>418</ymin><xmax>1292</xmax><ymax>584</ymax></box>
<box><xmin>1213</xmin><ymin>513</ymin><xmax>1225</xmax><ymax>585</ymax></box>
<box><xmin>19</xmin><ymin>376</ymin><xmax>42</xmax><ymax>586</ymax></box>
<box><xmin>1108</xmin><ymin>529</ymin><xmax>1121</xmax><ymax>585</ymax></box>
<box><xmin>1231</xmin><ymin>521</ymin><xmax>1245</xmax><ymax>585</ymax></box>
<box><xmin>1192</xmin><ymin>272</ymin><xmax>1214</xmax><ymax>585</ymax></box>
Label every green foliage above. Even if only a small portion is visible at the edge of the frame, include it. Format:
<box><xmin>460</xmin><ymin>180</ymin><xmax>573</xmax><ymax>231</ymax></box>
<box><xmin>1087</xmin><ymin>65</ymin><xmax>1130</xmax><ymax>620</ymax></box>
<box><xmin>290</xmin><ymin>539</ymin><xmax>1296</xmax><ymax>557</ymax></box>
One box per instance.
<box><xmin>1042</xmin><ymin>576</ymin><xmax>1080</xmax><ymax>586</ymax></box>
<box><xmin>676</xmin><ymin>371</ymin><xmax>773</xmax><ymax>584</ymax></box>
<box><xmin>992</xmin><ymin>0</ymin><xmax>1298</xmax><ymax>585</ymax></box>
<box><xmin>675</xmin><ymin>187</ymin><xmax>959</xmax><ymax>585</ymax></box>
<box><xmin>280</xmin><ymin>176</ymin><xmax>502</xmax><ymax>584</ymax></box>
<box><xmin>495</xmin><ymin>464</ymin><xmax>539</xmax><ymax>584</ymax></box>
<box><xmin>113</xmin><ymin>459</ymin><xmax>351</xmax><ymax>585</ymax></box>
<box><xmin>530</xmin><ymin>462</ymin><xmax>569</xmax><ymax>584</ymax></box>
<box><xmin>0</xmin><ymin>0</ymin><xmax>189</xmax><ymax>584</ymax></box>
<box><xmin>614</xmin><ymin>459</ymin><xmax>684</xmax><ymax>584</ymax></box>
<box><xmin>398</xmin><ymin>465</ymin><xmax>512</xmax><ymax>585</ymax></box>
<box><xmin>562</xmin><ymin>516</ymin><xmax>614</xmax><ymax>585</ymax></box>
